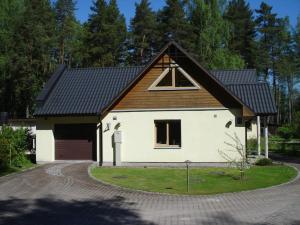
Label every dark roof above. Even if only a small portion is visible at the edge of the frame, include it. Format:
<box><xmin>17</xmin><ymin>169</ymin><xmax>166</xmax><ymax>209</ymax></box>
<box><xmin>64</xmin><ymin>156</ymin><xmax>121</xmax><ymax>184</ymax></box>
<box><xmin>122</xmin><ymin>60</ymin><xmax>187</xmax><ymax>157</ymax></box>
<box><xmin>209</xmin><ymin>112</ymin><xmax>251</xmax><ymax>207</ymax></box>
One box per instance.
<box><xmin>227</xmin><ymin>83</ymin><xmax>277</xmax><ymax>114</ymax></box>
<box><xmin>34</xmin><ymin>41</ymin><xmax>276</xmax><ymax>117</ymax></box>
<box><xmin>210</xmin><ymin>69</ymin><xmax>276</xmax><ymax>114</ymax></box>
<box><xmin>34</xmin><ymin>66</ymin><xmax>144</xmax><ymax>116</ymax></box>
<box><xmin>210</xmin><ymin>69</ymin><xmax>257</xmax><ymax>84</ymax></box>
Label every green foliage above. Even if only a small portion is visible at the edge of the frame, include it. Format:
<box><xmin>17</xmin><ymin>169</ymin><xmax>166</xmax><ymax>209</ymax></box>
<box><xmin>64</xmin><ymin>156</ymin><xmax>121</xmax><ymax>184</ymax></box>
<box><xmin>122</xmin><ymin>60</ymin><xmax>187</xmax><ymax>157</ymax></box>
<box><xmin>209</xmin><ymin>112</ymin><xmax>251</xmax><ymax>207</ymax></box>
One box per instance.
<box><xmin>224</xmin><ymin>0</ymin><xmax>256</xmax><ymax>68</ymax></box>
<box><xmin>187</xmin><ymin>0</ymin><xmax>244</xmax><ymax>69</ymax></box>
<box><xmin>255</xmin><ymin>2</ymin><xmax>278</xmax><ymax>79</ymax></box>
<box><xmin>0</xmin><ymin>126</ymin><xmax>31</xmax><ymax>168</ymax></box>
<box><xmin>54</xmin><ymin>0</ymin><xmax>79</xmax><ymax>66</ymax></box>
<box><xmin>0</xmin><ymin>137</ymin><xmax>10</xmax><ymax>168</ymax></box>
<box><xmin>129</xmin><ymin>0</ymin><xmax>159</xmax><ymax>64</ymax></box>
<box><xmin>158</xmin><ymin>0</ymin><xmax>194</xmax><ymax>50</ymax></box>
<box><xmin>255</xmin><ymin>158</ymin><xmax>273</xmax><ymax>166</ymax></box>
<box><xmin>83</xmin><ymin>0</ymin><xmax>127</xmax><ymax>67</ymax></box>
<box><xmin>277</xmin><ymin>124</ymin><xmax>296</xmax><ymax>139</ymax></box>
<box><xmin>0</xmin><ymin>0</ymin><xmax>56</xmax><ymax>117</ymax></box>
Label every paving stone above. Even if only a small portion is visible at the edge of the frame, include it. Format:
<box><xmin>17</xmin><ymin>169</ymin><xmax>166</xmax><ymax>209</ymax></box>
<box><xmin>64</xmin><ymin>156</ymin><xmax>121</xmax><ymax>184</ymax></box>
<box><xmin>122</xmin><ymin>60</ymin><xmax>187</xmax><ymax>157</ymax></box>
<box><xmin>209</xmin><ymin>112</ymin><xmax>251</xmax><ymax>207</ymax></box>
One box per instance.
<box><xmin>0</xmin><ymin>161</ymin><xmax>299</xmax><ymax>225</ymax></box>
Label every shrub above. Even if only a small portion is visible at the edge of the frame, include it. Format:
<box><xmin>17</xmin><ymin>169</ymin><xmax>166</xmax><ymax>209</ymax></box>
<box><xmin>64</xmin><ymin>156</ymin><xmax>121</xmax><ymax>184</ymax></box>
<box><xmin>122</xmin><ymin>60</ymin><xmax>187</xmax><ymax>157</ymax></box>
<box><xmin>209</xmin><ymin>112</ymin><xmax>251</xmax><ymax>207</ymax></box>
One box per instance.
<box><xmin>0</xmin><ymin>137</ymin><xmax>10</xmax><ymax>168</ymax></box>
<box><xmin>0</xmin><ymin>126</ymin><xmax>31</xmax><ymax>167</ymax></box>
<box><xmin>255</xmin><ymin>158</ymin><xmax>273</xmax><ymax>166</ymax></box>
<box><xmin>277</xmin><ymin>125</ymin><xmax>296</xmax><ymax>140</ymax></box>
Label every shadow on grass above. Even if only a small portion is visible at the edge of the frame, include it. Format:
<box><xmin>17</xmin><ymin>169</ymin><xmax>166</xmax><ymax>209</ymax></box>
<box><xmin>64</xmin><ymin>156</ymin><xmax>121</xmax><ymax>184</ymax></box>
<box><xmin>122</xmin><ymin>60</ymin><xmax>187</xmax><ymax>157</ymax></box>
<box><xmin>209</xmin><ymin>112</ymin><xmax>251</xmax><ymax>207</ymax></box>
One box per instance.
<box><xmin>0</xmin><ymin>196</ymin><xmax>155</xmax><ymax>225</ymax></box>
<box><xmin>0</xmin><ymin>167</ymin><xmax>18</xmax><ymax>177</ymax></box>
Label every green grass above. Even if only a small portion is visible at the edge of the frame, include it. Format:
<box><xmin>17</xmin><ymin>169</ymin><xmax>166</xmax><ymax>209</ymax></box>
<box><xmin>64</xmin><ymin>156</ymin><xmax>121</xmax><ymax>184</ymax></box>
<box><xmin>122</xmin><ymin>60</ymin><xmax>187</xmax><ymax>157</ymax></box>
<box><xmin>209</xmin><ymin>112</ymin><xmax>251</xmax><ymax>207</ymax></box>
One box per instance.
<box><xmin>91</xmin><ymin>165</ymin><xmax>298</xmax><ymax>195</ymax></box>
<box><xmin>0</xmin><ymin>161</ymin><xmax>35</xmax><ymax>177</ymax></box>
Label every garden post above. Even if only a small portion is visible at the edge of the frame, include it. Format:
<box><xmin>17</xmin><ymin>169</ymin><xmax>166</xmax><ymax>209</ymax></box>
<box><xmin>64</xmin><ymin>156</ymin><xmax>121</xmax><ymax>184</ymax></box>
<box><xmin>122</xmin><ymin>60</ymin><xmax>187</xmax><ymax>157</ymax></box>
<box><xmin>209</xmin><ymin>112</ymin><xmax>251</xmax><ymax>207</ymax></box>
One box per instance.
<box><xmin>185</xmin><ymin>160</ymin><xmax>191</xmax><ymax>192</ymax></box>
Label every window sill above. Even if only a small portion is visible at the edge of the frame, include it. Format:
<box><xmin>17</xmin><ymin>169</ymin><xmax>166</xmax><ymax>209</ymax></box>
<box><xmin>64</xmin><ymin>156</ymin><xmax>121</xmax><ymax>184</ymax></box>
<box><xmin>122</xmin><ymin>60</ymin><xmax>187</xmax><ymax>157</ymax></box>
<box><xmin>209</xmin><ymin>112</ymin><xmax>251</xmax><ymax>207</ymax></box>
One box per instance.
<box><xmin>154</xmin><ymin>146</ymin><xmax>181</xmax><ymax>149</ymax></box>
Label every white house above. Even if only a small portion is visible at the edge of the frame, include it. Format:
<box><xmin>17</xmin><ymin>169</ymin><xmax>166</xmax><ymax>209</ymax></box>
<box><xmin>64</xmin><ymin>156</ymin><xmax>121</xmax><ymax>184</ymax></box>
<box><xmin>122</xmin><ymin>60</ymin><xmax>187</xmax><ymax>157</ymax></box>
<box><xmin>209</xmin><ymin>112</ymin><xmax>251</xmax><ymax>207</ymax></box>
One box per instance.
<box><xmin>34</xmin><ymin>42</ymin><xmax>276</xmax><ymax>165</ymax></box>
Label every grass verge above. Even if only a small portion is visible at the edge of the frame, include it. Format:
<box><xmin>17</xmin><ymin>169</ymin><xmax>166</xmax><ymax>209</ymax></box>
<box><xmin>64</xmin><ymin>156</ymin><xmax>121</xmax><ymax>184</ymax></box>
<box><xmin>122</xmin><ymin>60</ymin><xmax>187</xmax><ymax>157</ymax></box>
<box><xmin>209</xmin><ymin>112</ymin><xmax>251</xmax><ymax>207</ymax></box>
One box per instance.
<box><xmin>0</xmin><ymin>161</ymin><xmax>36</xmax><ymax>177</ymax></box>
<box><xmin>91</xmin><ymin>165</ymin><xmax>297</xmax><ymax>195</ymax></box>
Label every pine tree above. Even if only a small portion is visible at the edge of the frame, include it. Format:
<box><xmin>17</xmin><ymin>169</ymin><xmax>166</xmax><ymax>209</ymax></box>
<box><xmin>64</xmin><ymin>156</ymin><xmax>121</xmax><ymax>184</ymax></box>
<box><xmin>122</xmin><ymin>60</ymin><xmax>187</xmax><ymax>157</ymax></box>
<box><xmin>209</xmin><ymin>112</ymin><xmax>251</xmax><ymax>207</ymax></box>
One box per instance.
<box><xmin>157</xmin><ymin>0</ymin><xmax>194</xmax><ymax>50</ymax></box>
<box><xmin>83</xmin><ymin>0</ymin><xmax>127</xmax><ymax>67</ymax></box>
<box><xmin>0</xmin><ymin>0</ymin><xmax>25</xmax><ymax>113</ymax></box>
<box><xmin>275</xmin><ymin>18</ymin><xmax>299</xmax><ymax>123</ymax></box>
<box><xmin>255</xmin><ymin>2</ymin><xmax>290</xmax><ymax>124</ymax></box>
<box><xmin>188</xmin><ymin>0</ymin><xmax>244</xmax><ymax>69</ymax></box>
<box><xmin>11</xmin><ymin>0</ymin><xmax>55</xmax><ymax>117</ymax></box>
<box><xmin>129</xmin><ymin>0</ymin><xmax>158</xmax><ymax>65</ymax></box>
<box><xmin>255</xmin><ymin>2</ymin><xmax>278</xmax><ymax>79</ymax></box>
<box><xmin>224</xmin><ymin>0</ymin><xmax>256</xmax><ymax>68</ymax></box>
<box><xmin>54</xmin><ymin>0</ymin><xmax>78</xmax><ymax>65</ymax></box>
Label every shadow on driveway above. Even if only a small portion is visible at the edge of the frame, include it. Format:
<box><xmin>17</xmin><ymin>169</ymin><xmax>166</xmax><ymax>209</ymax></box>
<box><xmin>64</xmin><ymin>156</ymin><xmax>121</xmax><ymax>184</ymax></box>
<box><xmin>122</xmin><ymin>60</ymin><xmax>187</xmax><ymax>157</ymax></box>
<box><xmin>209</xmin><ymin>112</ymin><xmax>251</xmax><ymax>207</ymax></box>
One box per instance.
<box><xmin>0</xmin><ymin>196</ymin><xmax>155</xmax><ymax>225</ymax></box>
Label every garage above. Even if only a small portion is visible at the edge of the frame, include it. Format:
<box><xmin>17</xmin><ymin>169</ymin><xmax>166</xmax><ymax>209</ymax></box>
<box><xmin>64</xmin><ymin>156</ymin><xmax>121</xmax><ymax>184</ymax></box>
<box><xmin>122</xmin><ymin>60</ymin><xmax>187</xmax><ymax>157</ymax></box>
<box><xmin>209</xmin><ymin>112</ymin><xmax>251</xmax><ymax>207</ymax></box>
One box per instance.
<box><xmin>54</xmin><ymin>124</ymin><xmax>96</xmax><ymax>160</ymax></box>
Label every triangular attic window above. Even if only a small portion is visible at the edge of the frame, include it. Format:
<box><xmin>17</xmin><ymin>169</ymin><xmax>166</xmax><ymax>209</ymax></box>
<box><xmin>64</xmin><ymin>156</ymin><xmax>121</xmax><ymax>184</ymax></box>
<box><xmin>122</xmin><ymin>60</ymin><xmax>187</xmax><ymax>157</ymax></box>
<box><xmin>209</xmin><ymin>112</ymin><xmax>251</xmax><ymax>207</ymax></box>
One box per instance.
<box><xmin>175</xmin><ymin>69</ymin><xmax>195</xmax><ymax>87</ymax></box>
<box><xmin>157</xmin><ymin>69</ymin><xmax>172</xmax><ymax>87</ymax></box>
<box><xmin>149</xmin><ymin>66</ymin><xmax>200</xmax><ymax>90</ymax></box>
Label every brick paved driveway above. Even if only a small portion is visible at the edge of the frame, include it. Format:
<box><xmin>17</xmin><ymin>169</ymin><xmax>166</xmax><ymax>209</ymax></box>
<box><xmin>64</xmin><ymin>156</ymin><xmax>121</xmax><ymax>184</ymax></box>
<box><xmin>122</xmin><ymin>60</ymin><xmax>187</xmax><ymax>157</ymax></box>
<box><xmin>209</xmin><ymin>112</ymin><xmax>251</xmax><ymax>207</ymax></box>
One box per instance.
<box><xmin>0</xmin><ymin>160</ymin><xmax>299</xmax><ymax>225</ymax></box>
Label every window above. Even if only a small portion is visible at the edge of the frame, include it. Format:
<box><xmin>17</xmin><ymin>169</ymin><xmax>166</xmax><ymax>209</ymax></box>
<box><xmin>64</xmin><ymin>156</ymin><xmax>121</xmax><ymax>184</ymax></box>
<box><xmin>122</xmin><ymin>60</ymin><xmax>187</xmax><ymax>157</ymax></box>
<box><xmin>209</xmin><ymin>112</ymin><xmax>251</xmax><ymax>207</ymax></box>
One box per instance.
<box><xmin>155</xmin><ymin>120</ymin><xmax>181</xmax><ymax>147</ymax></box>
<box><xmin>148</xmin><ymin>65</ymin><xmax>200</xmax><ymax>90</ymax></box>
<box><xmin>235</xmin><ymin>117</ymin><xmax>243</xmax><ymax>126</ymax></box>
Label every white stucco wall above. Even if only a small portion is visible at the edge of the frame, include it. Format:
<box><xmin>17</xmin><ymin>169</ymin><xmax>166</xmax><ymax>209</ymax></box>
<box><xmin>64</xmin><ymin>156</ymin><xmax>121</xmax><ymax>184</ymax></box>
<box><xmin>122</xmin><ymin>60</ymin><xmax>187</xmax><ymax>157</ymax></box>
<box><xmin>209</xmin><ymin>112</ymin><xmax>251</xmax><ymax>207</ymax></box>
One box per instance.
<box><xmin>36</xmin><ymin>117</ymin><xmax>100</xmax><ymax>163</ymax></box>
<box><xmin>102</xmin><ymin>109</ymin><xmax>246</xmax><ymax>163</ymax></box>
<box><xmin>36</xmin><ymin>120</ymin><xmax>54</xmax><ymax>162</ymax></box>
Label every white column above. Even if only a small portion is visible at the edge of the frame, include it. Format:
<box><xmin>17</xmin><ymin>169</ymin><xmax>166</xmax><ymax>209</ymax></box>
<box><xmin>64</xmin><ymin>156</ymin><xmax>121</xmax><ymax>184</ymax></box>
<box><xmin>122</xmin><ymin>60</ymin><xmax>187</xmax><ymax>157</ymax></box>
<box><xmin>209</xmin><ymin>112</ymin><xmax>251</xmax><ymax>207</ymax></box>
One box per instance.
<box><xmin>257</xmin><ymin>116</ymin><xmax>261</xmax><ymax>156</ymax></box>
<box><xmin>96</xmin><ymin>123</ymin><xmax>100</xmax><ymax>163</ymax></box>
<box><xmin>264</xmin><ymin>118</ymin><xmax>269</xmax><ymax>158</ymax></box>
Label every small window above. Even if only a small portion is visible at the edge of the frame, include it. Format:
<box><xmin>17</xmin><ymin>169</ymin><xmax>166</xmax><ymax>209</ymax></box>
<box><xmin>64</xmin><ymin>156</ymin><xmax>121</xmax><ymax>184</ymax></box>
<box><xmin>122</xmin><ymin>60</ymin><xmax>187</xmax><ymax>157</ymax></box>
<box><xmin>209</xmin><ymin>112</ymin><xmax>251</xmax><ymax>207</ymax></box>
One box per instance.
<box><xmin>235</xmin><ymin>117</ymin><xmax>243</xmax><ymax>126</ymax></box>
<box><xmin>155</xmin><ymin>120</ymin><xmax>181</xmax><ymax>147</ymax></box>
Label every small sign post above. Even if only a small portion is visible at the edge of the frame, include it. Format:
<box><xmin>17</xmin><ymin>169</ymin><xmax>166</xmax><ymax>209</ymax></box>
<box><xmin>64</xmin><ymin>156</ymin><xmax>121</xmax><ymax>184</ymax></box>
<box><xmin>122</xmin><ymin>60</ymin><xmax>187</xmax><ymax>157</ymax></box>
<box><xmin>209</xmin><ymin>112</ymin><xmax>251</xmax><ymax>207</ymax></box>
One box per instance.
<box><xmin>185</xmin><ymin>160</ymin><xmax>191</xmax><ymax>193</ymax></box>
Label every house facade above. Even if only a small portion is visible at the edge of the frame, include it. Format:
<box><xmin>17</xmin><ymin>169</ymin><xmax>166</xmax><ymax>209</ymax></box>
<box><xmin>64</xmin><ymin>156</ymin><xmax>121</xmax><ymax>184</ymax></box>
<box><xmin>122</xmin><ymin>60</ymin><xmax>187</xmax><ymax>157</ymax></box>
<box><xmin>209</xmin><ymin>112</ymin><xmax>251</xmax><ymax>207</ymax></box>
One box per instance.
<box><xmin>34</xmin><ymin>42</ymin><xmax>276</xmax><ymax>165</ymax></box>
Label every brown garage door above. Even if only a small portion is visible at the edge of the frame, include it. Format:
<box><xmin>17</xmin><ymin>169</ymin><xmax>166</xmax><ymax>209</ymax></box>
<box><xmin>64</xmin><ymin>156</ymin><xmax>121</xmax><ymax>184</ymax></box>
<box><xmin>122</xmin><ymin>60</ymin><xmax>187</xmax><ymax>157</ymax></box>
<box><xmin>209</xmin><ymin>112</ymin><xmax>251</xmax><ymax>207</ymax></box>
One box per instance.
<box><xmin>54</xmin><ymin>124</ymin><xmax>96</xmax><ymax>160</ymax></box>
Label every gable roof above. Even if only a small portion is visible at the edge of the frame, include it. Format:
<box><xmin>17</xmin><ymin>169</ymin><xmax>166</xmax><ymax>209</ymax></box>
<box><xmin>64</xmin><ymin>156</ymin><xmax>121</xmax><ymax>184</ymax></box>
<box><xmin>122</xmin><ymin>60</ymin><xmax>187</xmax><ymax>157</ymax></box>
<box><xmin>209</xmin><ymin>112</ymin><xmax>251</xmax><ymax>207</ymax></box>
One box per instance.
<box><xmin>34</xmin><ymin>41</ymin><xmax>276</xmax><ymax>117</ymax></box>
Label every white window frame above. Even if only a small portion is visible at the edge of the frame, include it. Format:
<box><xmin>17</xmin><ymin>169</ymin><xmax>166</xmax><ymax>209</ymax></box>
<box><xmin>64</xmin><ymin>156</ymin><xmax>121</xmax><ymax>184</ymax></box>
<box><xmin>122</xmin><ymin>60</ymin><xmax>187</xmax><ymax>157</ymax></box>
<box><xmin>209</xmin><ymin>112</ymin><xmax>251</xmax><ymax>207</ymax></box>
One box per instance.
<box><xmin>148</xmin><ymin>65</ymin><xmax>201</xmax><ymax>91</ymax></box>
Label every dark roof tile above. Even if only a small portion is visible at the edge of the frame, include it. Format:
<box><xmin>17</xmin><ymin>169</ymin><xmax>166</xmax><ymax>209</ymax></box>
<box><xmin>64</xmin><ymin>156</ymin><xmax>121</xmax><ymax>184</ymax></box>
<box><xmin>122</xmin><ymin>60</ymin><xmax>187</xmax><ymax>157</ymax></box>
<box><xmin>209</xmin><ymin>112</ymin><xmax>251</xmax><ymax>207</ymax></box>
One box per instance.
<box><xmin>210</xmin><ymin>69</ymin><xmax>257</xmax><ymax>84</ymax></box>
<box><xmin>34</xmin><ymin>66</ymin><xmax>144</xmax><ymax>116</ymax></box>
<box><xmin>227</xmin><ymin>83</ymin><xmax>277</xmax><ymax>114</ymax></box>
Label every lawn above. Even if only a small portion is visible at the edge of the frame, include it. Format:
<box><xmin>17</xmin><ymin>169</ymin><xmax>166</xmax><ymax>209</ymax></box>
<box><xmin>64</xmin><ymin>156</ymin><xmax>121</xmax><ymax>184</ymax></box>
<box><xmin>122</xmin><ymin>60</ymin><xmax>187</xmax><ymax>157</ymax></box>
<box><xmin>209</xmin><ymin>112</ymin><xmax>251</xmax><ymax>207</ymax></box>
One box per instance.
<box><xmin>91</xmin><ymin>165</ymin><xmax>298</xmax><ymax>195</ymax></box>
<box><xmin>0</xmin><ymin>161</ymin><xmax>35</xmax><ymax>177</ymax></box>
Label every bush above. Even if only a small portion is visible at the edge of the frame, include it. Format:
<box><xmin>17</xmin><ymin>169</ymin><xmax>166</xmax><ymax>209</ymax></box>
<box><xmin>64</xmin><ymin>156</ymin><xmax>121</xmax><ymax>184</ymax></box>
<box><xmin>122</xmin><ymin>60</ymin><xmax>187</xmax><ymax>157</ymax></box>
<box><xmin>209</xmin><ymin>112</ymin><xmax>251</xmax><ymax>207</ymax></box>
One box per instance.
<box><xmin>277</xmin><ymin>125</ymin><xmax>296</xmax><ymax>140</ymax></box>
<box><xmin>0</xmin><ymin>137</ymin><xmax>10</xmax><ymax>168</ymax></box>
<box><xmin>255</xmin><ymin>158</ymin><xmax>273</xmax><ymax>166</ymax></box>
<box><xmin>0</xmin><ymin>126</ymin><xmax>31</xmax><ymax>168</ymax></box>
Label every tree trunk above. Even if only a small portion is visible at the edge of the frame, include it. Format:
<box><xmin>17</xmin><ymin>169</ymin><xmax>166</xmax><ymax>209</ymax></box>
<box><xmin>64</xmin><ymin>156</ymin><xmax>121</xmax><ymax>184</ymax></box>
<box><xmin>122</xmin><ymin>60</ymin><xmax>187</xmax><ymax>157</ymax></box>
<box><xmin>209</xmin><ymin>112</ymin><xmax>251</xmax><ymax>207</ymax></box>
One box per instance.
<box><xmin>287</xmin><ymin>76</ymin><xmax>293</xmax><ymax>124</ymax></box>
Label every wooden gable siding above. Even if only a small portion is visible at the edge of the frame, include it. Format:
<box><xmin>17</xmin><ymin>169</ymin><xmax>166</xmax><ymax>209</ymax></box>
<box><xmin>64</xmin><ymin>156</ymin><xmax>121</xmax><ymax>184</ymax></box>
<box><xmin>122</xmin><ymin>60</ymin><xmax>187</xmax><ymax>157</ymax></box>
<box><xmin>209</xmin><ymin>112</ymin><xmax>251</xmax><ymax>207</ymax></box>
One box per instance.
<box><xmin>113</xmin><ymin>55</ymin><xmax>224</xmax><ymax>110</ymax></box>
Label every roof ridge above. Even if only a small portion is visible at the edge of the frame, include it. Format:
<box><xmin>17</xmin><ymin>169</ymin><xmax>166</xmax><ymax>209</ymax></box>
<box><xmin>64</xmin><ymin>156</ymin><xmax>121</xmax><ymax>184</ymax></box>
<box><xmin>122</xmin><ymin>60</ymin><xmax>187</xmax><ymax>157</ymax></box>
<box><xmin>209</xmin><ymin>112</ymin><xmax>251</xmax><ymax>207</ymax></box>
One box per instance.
<box><xmin>226</xmin><ymin>82</ymin><xmax>268</xmax><ymax>86</ymax></box>
<box><xmin>210</xmin><ymin>68</ymin><xmax>256</xmax><ymax>72</ymax></box>
<box><xmin>67</xmin><ymin>65</ymin><xmax>145</xmax><ymax>71</ymax></box>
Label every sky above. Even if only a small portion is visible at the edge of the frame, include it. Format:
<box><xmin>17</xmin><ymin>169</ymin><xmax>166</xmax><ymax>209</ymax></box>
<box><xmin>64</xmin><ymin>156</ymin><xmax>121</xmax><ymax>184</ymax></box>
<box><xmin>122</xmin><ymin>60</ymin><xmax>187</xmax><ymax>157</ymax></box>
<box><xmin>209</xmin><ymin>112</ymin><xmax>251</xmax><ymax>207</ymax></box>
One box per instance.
<box><xmin>72</xmin><ymin>0</ymin><xmax>300</xmax><ymax>28</ymax></box>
